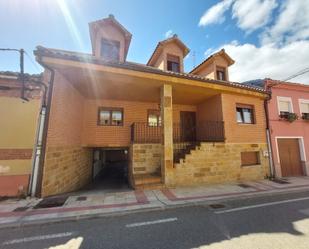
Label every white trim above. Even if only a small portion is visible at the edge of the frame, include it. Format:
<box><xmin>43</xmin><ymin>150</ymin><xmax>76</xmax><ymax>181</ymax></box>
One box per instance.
<box><xmin>277</xmin><ymin>96</ymin><xmax>293</xmax><ymax>115</ymax></box>
<box><xmin>298</xmin><ymin>98</ymin><xmax>309</xmax><ymax>114</ymax></box>
<box><xmin>275</xmin><ymin>136</ymin><xmax>306</xmax><ymax>164</ymax></box>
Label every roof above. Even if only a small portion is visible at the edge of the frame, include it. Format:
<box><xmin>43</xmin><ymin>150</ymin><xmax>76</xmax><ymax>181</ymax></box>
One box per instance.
<box><xmin>88</xmin><ymin>14</ymin><xmax>132</xmax><ymax>60</ymax></box>
<box><xmin>34</xmin><ymin>46</ymin><xmax>268</xmax><ymax>95</ymax></box>
<box><xmin>0</xmin><ymin>71</ymin><xmax>42</xmax><ymax>81</ymax></box>
<box><xmin>190</xmin><ymin>49</ymin><xmax>235</xmax><ymax>74</ymax></box>
<box><xmin>147</xmin><ymin>34</ymin><xmax>190</xmax><ymax>66</ymax></box>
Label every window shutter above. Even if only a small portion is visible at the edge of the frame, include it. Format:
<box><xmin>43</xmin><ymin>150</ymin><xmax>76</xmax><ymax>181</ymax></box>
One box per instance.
<box><xmin>301</xmin><ymin>103</ymin><xmax>309</xmax><ymax>113</ymax></box>
<box><xmin>279</xmin><ymin>100</ymin><xmax>290</xmax><ymax>112</ymax></box>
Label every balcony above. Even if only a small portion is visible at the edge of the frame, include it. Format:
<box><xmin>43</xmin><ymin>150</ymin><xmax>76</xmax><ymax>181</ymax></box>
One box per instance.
<box><xmin>130</xmin><ymin>121</ymin><xmax>225</xmax><ymax>144</ymax></box>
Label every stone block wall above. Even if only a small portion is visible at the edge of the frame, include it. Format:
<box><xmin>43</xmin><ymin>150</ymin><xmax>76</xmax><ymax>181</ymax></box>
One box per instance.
<box><xmin>169</xmin><ymin>142</ymin><xmax>270</xmax><ymax>186</ymax></box>
<box><xmin>131</xmin><ymin>144</ymin><xmax>162</xmax><ymax>175</ymax></box>
<box><xmin>41</xmin><ymin>145</ymin><xmax>92</xmax><ymax>197</ymax></box>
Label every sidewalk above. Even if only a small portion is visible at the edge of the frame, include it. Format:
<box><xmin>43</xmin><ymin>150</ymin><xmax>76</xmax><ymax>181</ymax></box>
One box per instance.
<box><xmin>1</xmin><ymin>177</ymin><xmax>309</xmax><ymax>228</ymax></box>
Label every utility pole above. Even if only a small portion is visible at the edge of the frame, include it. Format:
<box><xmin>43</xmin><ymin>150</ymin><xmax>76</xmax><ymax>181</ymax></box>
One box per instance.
<box><xmin>0</xmin><ymin>48</ymin><xmax>27</xmax><ymax>101</ymax></box>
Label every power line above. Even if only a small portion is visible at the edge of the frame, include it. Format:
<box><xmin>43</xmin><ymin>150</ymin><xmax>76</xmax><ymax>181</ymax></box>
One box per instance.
<box><xmin>282</xmin><ymin>67</ymin><xmax>309</xmax><ymax>81</ymax></box>
<box><xmin>24</xmin><ymin>51</ymin><xmax>41</xmax><ymax>72</ymax></box>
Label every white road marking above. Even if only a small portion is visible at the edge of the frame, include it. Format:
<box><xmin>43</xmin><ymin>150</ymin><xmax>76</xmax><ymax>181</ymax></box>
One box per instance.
<box><xmin>2</xmin><ymin>232</ymin><xmax>74</xmax><ymax>245</ymax></box>
<box><xmin>215</xmin><ymin>196</ymin><xmax>309</xmax><ymax>214</ymax></box>
<box><xmin>126</xmin><ymin>217</ymin><xmax>178</xmax><ymax>228</ymax></box>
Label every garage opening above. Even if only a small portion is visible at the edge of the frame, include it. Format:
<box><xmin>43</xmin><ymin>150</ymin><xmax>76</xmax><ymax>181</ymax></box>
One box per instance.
<box><xmin>85</xmin><ymin>148</ymin><xmax>130</xmax><ymax>193</ymax></box>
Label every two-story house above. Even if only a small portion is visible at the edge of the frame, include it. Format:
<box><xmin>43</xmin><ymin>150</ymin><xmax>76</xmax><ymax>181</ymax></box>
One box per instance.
<box><xmin>264</xmin><ymin>79</ymin><xmax>309</xmax><ymax>178</ymax></box>
<box><xmin>31</xmin><ymin>15</ymin><xmax>270</xmax><ymax>197</ymax></box>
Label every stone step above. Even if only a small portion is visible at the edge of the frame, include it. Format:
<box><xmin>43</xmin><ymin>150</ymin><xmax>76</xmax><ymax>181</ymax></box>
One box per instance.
<box><xmin>134</xmin><ymin>182</ymin><xmax>165</xmax><ymax>190</ymax></box>
<box><xmin>133</xmin><ymin>173</ymin><xmax>162</xmax><ymax>186</ymax></box>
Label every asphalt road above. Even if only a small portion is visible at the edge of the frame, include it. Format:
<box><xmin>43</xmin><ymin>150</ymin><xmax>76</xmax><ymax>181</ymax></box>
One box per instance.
<box><xmin>1</xmin><ymin>191</ymin><xmax>309</xmax><ymax>249</ymax></box>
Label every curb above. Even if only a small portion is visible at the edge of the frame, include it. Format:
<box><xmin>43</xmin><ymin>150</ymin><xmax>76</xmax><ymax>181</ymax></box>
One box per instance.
<box><xmin>1</xmin><ymin>186</ymin><xmax>309</xmax><ymax>230</ymax></box>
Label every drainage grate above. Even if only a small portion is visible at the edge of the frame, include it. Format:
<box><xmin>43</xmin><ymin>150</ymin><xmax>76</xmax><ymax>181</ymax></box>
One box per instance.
<box><xmin>13</xmin><ymin>206</ymin><xmax>29</xmax><ymax>212</ymax></box>
<box><xmin>209</xmin><ymin>203</ymin><xmax>226</xmax><ymax>209</ymax></box>
<box><xmin>271</xmin><ymin>179</ymin><xmax>290</xmax><ymax>184</ymax></box>
<box><xmin>238</xmin><ymin>183</ymin><xmax>251</xmax><ymax>188</ymax></box>
<box><xmin>34</xmin><ymin>196</ymin><xmax>68</xmax><ymax>209</ymax></box>
<box><xmin>76</xmin><ymin>196</ymin><xmax>87</xmax><ymax>201</ymax></box>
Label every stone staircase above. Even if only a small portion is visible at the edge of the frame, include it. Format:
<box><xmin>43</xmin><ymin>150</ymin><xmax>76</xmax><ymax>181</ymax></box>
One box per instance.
<box><xmin>173</xmin><ymin>143</ymin><xmax>205</xmax><ymax>168</ymax></box>
<box><xmin>132</xmin><ymin>172</ymin><xmax>164</xmax><ymax>190</ymax></box>
<box><xmin>173</xmin><ymin>142</ymin><xmax>201</xmax><ymax>164</ymax></box>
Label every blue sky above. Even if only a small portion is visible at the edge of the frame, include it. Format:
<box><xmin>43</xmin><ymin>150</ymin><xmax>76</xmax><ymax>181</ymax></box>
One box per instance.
<box><xmin>0</xmin><ymin>0</ymin><xmax>309</xmax><ymax>83</ymax></box>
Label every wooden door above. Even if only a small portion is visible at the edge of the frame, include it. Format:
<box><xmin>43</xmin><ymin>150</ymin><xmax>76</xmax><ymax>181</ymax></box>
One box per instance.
<box><xmin>277</xmin><ymin>138</ymin><xmax>303</xmax><ymax>177</ymax></box>
<box><xmin>180</xmin><ymin>111</ymin><xmax>196</xmax><ymax>141</ymax></box>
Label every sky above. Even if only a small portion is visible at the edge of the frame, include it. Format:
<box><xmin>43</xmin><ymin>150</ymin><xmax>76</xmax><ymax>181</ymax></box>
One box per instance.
<box><xmin>0</xmin><ymin>0</ymin><xmax>309</xmax><ymax>83</ymax></box>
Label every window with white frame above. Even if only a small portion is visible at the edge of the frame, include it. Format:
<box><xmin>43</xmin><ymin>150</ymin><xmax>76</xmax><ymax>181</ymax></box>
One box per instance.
<box><xmin>299</xmin><ymin>99</ymin><xmax>309</xmax><ymax>119</ymax></box>
<box><xmin>300</xmin><ymin>100</ymin><xmax>309</xmax><ymax>114</ymax></box>
<box><xmin>277</xmin><ymin>97</ymin><xmax>293</xmax><ymax>115</ymax></box>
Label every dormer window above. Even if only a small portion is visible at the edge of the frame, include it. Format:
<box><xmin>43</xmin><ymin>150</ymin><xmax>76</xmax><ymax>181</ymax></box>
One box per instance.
<box><xmin>216</xmin><ymin>67</ymin><xmax>226</xmax><ymax>81</ymax></box>
<box><xmin>101</xmin><ymin>39</ymin><xmax>120</xmax><ymax>61</ymax></box>
<box><xmin>167</xmin><ymin>54</ymin><xmax>180</xmax><ymax>73</ymax></box>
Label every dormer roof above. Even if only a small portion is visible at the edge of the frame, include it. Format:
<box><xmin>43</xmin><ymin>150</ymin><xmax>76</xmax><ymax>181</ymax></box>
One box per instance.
<box><xmin>89</xmin><ymin>14</ymin><xmax>132</xmax><ymax>60</ymax></box>
<box><xmin>190</xmin><ymin>49</ymin><xmax>235</xmax><ymax>74</ymax></box>
<box><xmin>147</xmin><ymin>34</ymin><xmax>190</xmax><ymax>66</ymax></box>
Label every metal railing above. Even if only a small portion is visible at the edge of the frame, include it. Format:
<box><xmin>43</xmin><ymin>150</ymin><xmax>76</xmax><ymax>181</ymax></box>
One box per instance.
<box><xmin>131</xmin><ymin>122</ymin><xmax>162</xmax><ymax>143</ymax></box>
<box><xmin>198</xmin><ymin>121</ymin><xmax>225</xmax><ymax>142</ymax></box>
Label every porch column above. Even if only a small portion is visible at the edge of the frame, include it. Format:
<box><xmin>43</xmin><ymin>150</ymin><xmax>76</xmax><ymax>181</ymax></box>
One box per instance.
<box><xmin>160</xmin><ymin>84</ymin><xmax>173</xmax><ymax>184</ymax></box>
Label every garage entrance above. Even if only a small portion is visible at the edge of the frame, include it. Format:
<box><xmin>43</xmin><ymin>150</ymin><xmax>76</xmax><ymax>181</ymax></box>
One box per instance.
<box><xmin>277</xmin><ymin>138</ymin><xmax>304</xmax><ymax>177</ymax></box>
<box><xmin>85</xmin><ymin>148</ymin><xmax>130</xmax><ymax>193</ymax></box>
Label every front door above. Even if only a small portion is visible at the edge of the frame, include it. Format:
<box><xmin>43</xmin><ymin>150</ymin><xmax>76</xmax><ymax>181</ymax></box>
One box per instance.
<box><xmin>277</xmin><ymin>138</ymin><xmax>304</xmax><ymax>177</ymax></box>
<box><xmin>180</xmin><ymin>111</ymin><xmax>196</xmax><ymax>141</ymax></box>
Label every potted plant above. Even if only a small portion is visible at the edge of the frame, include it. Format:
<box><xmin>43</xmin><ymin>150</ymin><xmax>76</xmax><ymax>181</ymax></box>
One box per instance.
<box><xmin>302</xmin><ymin>113</ymin><xmax>309</xmax><ymax>120</ymax></box>
<box><xmin>280</xmin><ymin>112</ymin><xmax>298</xmax><ymax>122</ymax></box>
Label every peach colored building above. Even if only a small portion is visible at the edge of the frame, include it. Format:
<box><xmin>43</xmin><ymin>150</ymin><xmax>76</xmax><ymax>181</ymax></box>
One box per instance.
<box><xmin>32</xmin><ymin>15</ymin><xmax>271</xmax><ymax>197</ymax></box>
<box><xmin>0</xmin><ymin>72</ymin><xmax>43</xmax><ymax>197</ymax></box>
<box><xmin>264</xmin><ymin>79</ymin><xmax>309</xmax><ymax>177</ymax></box>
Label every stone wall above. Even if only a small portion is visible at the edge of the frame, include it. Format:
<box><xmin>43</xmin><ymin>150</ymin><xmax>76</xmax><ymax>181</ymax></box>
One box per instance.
<box><xmin>41</xmin><ymin>146</ymin><xmax>92</xmax><ymax>197</ymax></box>
<box><xmin>131</xmin><ymin>144</ymin><xmax>162</xmax><ymax>175</ymax></box>
<box><xmin>169</xmin><ymin>142</ymin><xmax>270</xmax><ymax>186</ymax></box>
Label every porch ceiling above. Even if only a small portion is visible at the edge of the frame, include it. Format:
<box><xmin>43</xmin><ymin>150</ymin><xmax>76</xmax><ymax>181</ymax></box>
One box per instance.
<box><xmin>56</xmin><ymin>66</ymin><xmax>221</xmax><ymax>105</ymax></box>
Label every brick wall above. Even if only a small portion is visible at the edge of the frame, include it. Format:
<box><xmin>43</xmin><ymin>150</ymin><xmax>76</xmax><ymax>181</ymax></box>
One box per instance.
<box><xmin>221</xmin><ymin>94</ymin><xmax>267</xmax><ymax>143</ymax></box>
<box><xmin>131</xmin><ymin>144</ymin><xmax>161</xmax><ymax>175</ymax></box>
<box><xmin>82</xmin><ymin>99</ymin><xmax>196</xmax><ymax>147</ymax></box>
<box><xmin>169</xmin><ymin>142</ymin><xmax>269</xmax><ymax>186</ymax></box>
<box><xmin>41</xmin><ymin>71</ymin><xmax>92</xmax><ymax>197</ymax></box>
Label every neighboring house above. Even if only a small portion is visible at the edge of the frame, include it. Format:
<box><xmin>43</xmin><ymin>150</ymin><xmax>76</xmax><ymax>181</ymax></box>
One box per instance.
<box><xmin>33</xmin><ymin>15</ymin><xmax>270</xmax><ymax>197</ymax></box>
<box><xmin>0</xmin><ymin>72</ymin><xmax>43</xmax><ymax>196</ymax></box>
<box><xmin>264</xmin><ymin>79</ymin><xmax>309</xmax><ymax>178</ymax></box>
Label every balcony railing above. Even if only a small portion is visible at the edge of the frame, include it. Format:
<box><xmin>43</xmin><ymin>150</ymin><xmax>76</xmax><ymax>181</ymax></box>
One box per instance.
<box><xmin>198</xmin><ymin>121</ymin><xmax>225</xmax><ymax>142</ymax></box>
<box><xmin>131</xmin><ymin>121</ymin><xmax>225</xmax><ymax>144</ymax></box>
<box><xmin>131</xmin><ymin>122</ymin><xmax>162</xmax><ymax>143</ymax></box>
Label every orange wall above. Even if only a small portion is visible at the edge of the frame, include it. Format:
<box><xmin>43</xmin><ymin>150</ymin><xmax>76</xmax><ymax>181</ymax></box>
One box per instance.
<box><xmin>82</xmin><ymin>99</ymin><xmax>196</xmax><ymax>147</ymax></box>
<box><xmin>46</xmin><ymin>72</ymin><xmax>85</xmax><ymax>146</ymax></box>
<box><xmin>221</xmin><ymin>93</ymin><xmax>266</xmax><ymax>143</ymax></box>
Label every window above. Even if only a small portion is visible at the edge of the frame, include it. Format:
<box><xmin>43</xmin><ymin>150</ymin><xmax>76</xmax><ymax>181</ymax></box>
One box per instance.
<box><xmin>241</xmin><ymin>151</ymin><xmax>260</xmax><ymax>166</ymax></box>
<box><xmin>167</xmin><ymin>54</ymin><xmax>180</xmax><ymax>73</ymax></box>
<box><xmin>277</xmin><ymin>97</ymin><xmax>293</xmax><ymax>115</ymax></box>
<box><xmin>236</xmin><ymin>104</ymin><xmax>254</xmax><ymax>124</ymax></box>
<box><xmin>100</xmin><ymin>39</ymin><xmax>120</xmax><ymax>61</ymax></box>
<box><xmin>98</xmin><ymin>107</ymin><xmax>123</xmax><ymax>126</ymax></box>
<box><xmin>216</xmin><ymin>67</ymin><xmax>226</xmax><ymax>81</ymax></box>
<box><xmin>300</xmin><ymin>99</ymin><xmax>309</xmax><ymax>114</ymax></box>
<box><xmin>148</xmin><ymin>109</ymin><xmax>161</xmax><ymax>126</ymax></box>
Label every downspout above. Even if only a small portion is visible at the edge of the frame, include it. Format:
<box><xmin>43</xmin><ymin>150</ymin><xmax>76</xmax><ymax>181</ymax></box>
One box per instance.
<box><xmin>264</xmin><ymin>81</ymin><xmax>276</xmax><ymax>178</ymax></box>
<box><xmin>29</xmin><ymin>55</ymin><xmax>55</xmax><ymax>197</ymax></box>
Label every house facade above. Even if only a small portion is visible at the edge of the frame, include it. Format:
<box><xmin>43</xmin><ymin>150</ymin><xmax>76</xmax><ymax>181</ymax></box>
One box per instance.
<box><xmin>265</xmin><ymin>79</ymin><xmax>309</xmax><ymax>178</ymax></box>
<box><xmin>33</xmin><ymin>15</ymin><xmax>270</xmax><ymax>197</ymax></box>
<box><xmin>0</xmin><ymin>72</ymin><xmax>42</xmax><ymax>196</ymax></box>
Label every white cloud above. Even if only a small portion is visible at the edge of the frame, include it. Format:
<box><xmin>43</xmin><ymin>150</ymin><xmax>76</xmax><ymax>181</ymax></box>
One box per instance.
<box><xmin>223</xmin><ymin>41</ymin><xmax>309</xmax><ymax>83</ymax></box>
<box><xmin>261</xmin><ymin>0</ymin><xmax>309</xmax><ymax>45</ymax></box>
<box><xmin>165</xmin><ymin>30</ymin><xmax>173</xmax><ymax>38</ymax></box>
<box><xmin>199</xmin><ymin>0</ymin><xmax>233</xmax><ymax>26</ymax></box>
<box><xmin>232</xmin><ymin>0</ymin><xmax>278</xmax><ymax>32</ymax></box>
